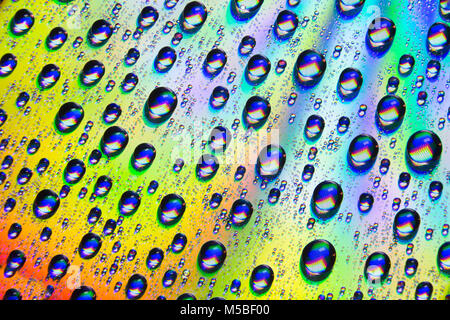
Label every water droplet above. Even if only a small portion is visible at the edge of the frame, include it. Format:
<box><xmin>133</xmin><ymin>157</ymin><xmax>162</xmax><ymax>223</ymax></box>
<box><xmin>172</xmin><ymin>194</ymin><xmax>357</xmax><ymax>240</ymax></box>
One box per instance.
<box><xmin>294</xmin><ymin>49</ymin><xmax>326</xmax><ymax>87</ymax></box>
<box><xmin>10</xmin><ymin>9</ymin><xmax>34</xmax><ymax>36</ymax></box>
<box><xmin>336</xmin><ymin>0</ymin><xmax>365</xmax><ymax>18</ymax></box>
<box><xmin>230</xmin><ymin>199</ymin><xmax>253</xmax><ymax>227</ymax></box>
<box><xmin>4</xmin><ymin>250</ymin><xmax>26</xmax><ymax>278</ymax></box>
<box><xmin>47</xmin><ymin>254</ymin><xmax>69</xmax><ymax>280</ymax></box>
<box><xmin>203</xmin><ymin>48</ymin><xmax>227</xmax><ymax>78</ymax></box>
<box><xmin>366</xmin><ymin>17</ymin><xmax>396</xmax><ymax>54</ymax></box>
<box><xmin>256</xmin><ymin>144</ymin><xmax>286</xmax><ymax>181</ymax></box>
<box><xmin>238</xmin><ymin>36</ymin><xmax>256</xmax><ymax>55</ymax></box>
<box><xmin>131</xmin><ymin>143</ymin><xmax>156</xmax><ymax>172</ymax></box>
<box><xmin>398</xmin><ymin>54</ymin><xmax>415</xmax><ymax>76</ymax></box>
<box><xmin>147</xmin><ymin>248</ymin><xmax>164</xmax><ymax>270</ymax></box>
<box><xmin>231</xmin><ymin>0</ymin><xmax>263</xmax><ymax>21</ymax></box>
<box><xmin>375</xmin><ymin>95</ymin><xmax>405</xmax><ymax>133</ymax></box>
<box><xmin>427</xmin><ymin>22</ymin><xmax>449</xmax><ymax>58</ymax></box>
<box><xmin>88</xmin><ymin>19</ymin><xmax>113</xmax><ymax>47</ymax></box>
<box><xmin>209</xmin><ymin>86</ymin><xmax>229</xmax><ymax>110</ymax></box>
<box><xmin>311</xmin><ymin>181</ymin><xmax>343</xmax><ymax>220</ymax></box>
<box><xmin>429</xmin><ymin>181</ymin><xmax>443</xmax><ymax>201</ymax></box>
<box><xmin>358</xmin><ymin>193</ymin><xmax>374</xmax><ymax>213</ymax></box>
<box><xmin>274</xmin><ymin>10</ymin><xmax>298</xmax><ymax>40</ymax></box>
<box><xmin>197</xmin><ymin>240</ymin><xmax>227</xmax><ymax>273</ymax></box>
<box><xmin>55</xmin><ymin>102</ymin><xmax>84</xmax><ymax>134</ymax></box>
<box><xmin>364</xmin><ymin>252</ymin><xmax>390</xmax><ymax>285</ymax></box>
<box><xmin>208</xmin><ymin>126</ymin><xmax>231</xmax><ymax>153</ymax></box>
<box><xmin>347</xmin><ymin>134</ymin><xmax>379</xmax><ymax>172</ymax></box>
<box><xmin>180</xmin><ymin>1</ymin><xmax>207</xmax><ymax>34</ymax></box>
<box><xmin>100</xmin><ymin>126</ymin><xmax>129</xmax><ymax>157</ymax></box>
<box><xmin>304</xmin><ymin>115</ymin><xmax>325</xmax><ymax>141</ymax></box>
<box><xmin>300</xmin><ymin>239</ymin><xmax>336</xmax><ymax>281</ymax></box>
<box><xmin>158</xmin><ymin>194</ymin><xmax>186</xmax><ymax>226</ymax></box>
<box><xmin>138</xmin><ymin>6</ymin><xmax>159</xmax><ymax>29</ymax></box>
<box><xmin>0</xmin><ymin>53</ymin><xmax>17</xmax><ymax>77</ymax></box>
<box><xmin>33</xmin><ymin>189</ymin><xmax>60</xmax><ymax>220</ymax></box>
<box><xmin>250</xmin><ymin>264</ymin><xmax>274</xmax><ymax>295</ymax></box>
<box><xmin>70</xmin><ymin>286</ymin><xmax>96</xmax><ymax>300</ymax></box>
<box><xmin>154</xmin><ymin>46</ymin><xmax>177</xmax><ymax>73</ymax></box>
<box><xmin>121</xmin><ymin>73</ymin><xmax>138</xmax><ymax>92</ymax></box>
<box><xmin>243</xmin><ymin>96</ymin><xmax>271</xmax><ymax>130</ymax></box>
<box><xmin>144</xmin><ymin>87</ymin><xmax>178</xmax><ymax>125</ymax></box>
<box><xmin>118</xmin><ymin>191</ymin><xmax>141</xmax><ymax>216</ymax></box>
<box><xmin>245</xmin><ymin>54</ymin><xmax>271</xmax><ymax>85</ymax></box>
<box><xmin>406</xmin><ymin>130</ymin><xmax>442</xmax><ymax>173</ymax></box>
<box><xmin>415</xmin><ymin>282</ymin><xmax>433</xmax><ymax>300</ymax></box>
<box><xmin>38</xmin><ymin>64</ymin><xmax>61</xmax><ymax>90</ymax></box>
<box><xmin>125</xmin><ymin>48</ymin><xmax>140</xmax><ymax>66</ymax></box>
<box><xmin>196</xmin><ymin>154</ymin><xmax>219</xmax><ymax>181</ymax></box>
<box><xmin>78</xmin><ymin>233</ymin><xmax>102</xmax><ymax>259</ymax></box>
<box><xmin>125</xmin><ymin>274</ymin><xmax>147</xmax><ymax>299</ymax></box>
<box><xmin>46</xmin><ymin>27</ymin><xmax>68</xmax><ymax>50</ymax></box>
<box><xmin>64</xmin><ymin>159</ymin><xmax>86</xmax><ymax>184</ymax></box>
<box><xmin>393</xmin><ymin>208</ymin><xmax>420</xmax><ymax>242</ymax></box>
<box><xmin>80</xmin><ymin>60</ymin><xmax>105</xmax><ymax>87</ymax></box>
<box><xmin>337</xmin><ymin>68</ymin><xmax>363</xmax><ymax>100</ymax></box>
<box><xmin>102</xmin><ymin>103</ymin><xmax>121</xmax><ymax>124</ymax></box>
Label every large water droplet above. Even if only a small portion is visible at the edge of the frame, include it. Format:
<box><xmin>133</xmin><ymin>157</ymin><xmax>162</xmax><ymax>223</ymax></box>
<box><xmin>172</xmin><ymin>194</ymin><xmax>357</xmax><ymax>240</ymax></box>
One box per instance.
<box><xmin>147</xmin><ymin>248</ymin><xmax>164</xmax><ymax>270</ymax></box>
<box><xmin>375</xmin><ymin>95</ymin><xmax>406</xmax><ymax>133</ymax></box>
<box><xmin>208</xmin><ymin>126</ymin><xmax>231</xmax><ymax>153</ymax></box>
<box><xmin>256</xmin><ymin>144</ymin><xmax>286</xmax><ymax>181</ymax></box>
<box><xmin>437</xmin><ymin>242</ymin><xmax>450</xmax><ymax>276</ymax></box>
<box><xmin>196</xmin><ymin>154</ymin><xmax>219</xmax><ymax>181</ymax></box>
<box><xmin>88</xmin><ymin>19</ymin><xmax>113</xmax><ymax>47</ymax></box>
<box><xmin>78</xmin><ymin>233</ymin><xmax>102</xmax><ymax>259</ymax></box>
<box><xmin>10</xmin><ymin>9</ymin><xmax>34</xmax><ymax>36</ymax></box>
<box><xmin>245</xmin><ymin>54</ymin><xmax>271</xmax><ymax>85</ymax></box>
<box><xmin>250</xmin><ymin>264</ymin><xmax>274</xmax><ymax>295</ymax></box>
<box><xmin>311</xmin><ymin>181</ymin><xmax>343</xmax><ymax>220</ymax></box>
<box><xmin>337</xmin><ymin>67</ymin><xmax>363</xmax><ymax>100</ymax></box>
<box><xmin>118</xmin><ymin>191</ymin><xmax>141</xmax><ymax>216</ymax></box>
<box><xmin>273</xmin><ymin>10</ymin><xmax>298</xmax><ymax>40</ymax></box>
<box><xmin>364</xmin><ymin>252</ymin><xmax>390</xmax><ymax>285</ymax></box>
<box><xmin>125</xmin><ymin>274</ymin><xmax>147</xmax><ymax>300</ymax></box>
<box><xmin>300</xmin><ymin>239</ymin><xmax>336</xmax><ymax>281</ymax></box>
<box><xmin>427</xmin><ymin>22</ymin><xmax>449</xmax><ymax>58</ymax></box>
<box><xmin>406</xmin><ymin>130</ymin><xmax>442</xmax><ymax>173</ymax></box>
<box><xmin>33</xmin><ymin>189</ymin><xmax>60</xmax><ymax>220</ymax></box>
<box><xmin>243</xmin><ymin>96</ymin><xmax>271</xmax><ymax>130</ymax></box>
<box><xmin>230</xmin><ymin>0</ymin><xmax>263</xmax><ymax>21</ymax></box>
<box><xmin>144</xmin><ymin>87</ymin><xmax>178</xmax><ymax>125</ymax></box>
<box><xmin>100</xmin><ymin>126</ymin><xmax>129</xmax><ymax>157</ymax></box>
<box><xmin>64</xmin><ymin>159</ymin><xmax>86</xmax><ymax>184</ymax></box>
<box><xmin>0</xmin><ymin>53</ymin><xmax>17</xmax><ymax>77</ymax></box>
<box><xmin>393</xmin><ymin>208</ymin><xmax>421</xmax><ymax>242</ymax></box>
<box><xmin>336</xmin><ymin>0</ymin><xmax>365</xmax><ymax>18</ymax></box>
<box><xmin>138</xmin><ymin>6</ymin><xmax>159</xmax><ymax>29</ymax></box>
<box><xmin>38</xmin><ymin>64</ymin><xmax>61</xmax><ymax>90</ymax></box>
<box><xmin>80</xmin><ymin>60</ymin><xmax>105</xmax><ymax>87</ymax></box>
<box><xmin>70</xmin><ymin>286</ymin><xmax>97</xmax><ymax>300</ymax></box>
<box><xmin>154</xmin><ymin>46</ymin><xmax>177</xmax><ymax>73</ymax></box>
<box><xmin>131</xmin><ymin>143</ymin><xmax>156</xmax><ymax>172</ymax></box>
<box><xmin>180</xmin><ymin>1</ymin><xmax>207</xmax><ymax>34</ymax></box>
<box><xmin>157</xmin><ymin>194</ymin><xmax>186</xmax><ymax>226</ymax></box>
<box><xmin>230</xmin><ymin>199</ymin><xmax>253</xmax><ymax>227</ymax></box>
<box><xmin>197</xmin><ymin>240</ymin><xmax>227</xmax><ymax>273</ymax></box>
<box><xmin>47</xmin><ymin>254</ymin><xmax>69</xmax><ymax>280</ymax></box>
<box><xmin>294</xmin><ymin>49</ymin><xmax>326</xmax><ymax>87</ymax></box>
<box><xmin>366</xmin><ymin>17</ymin><xmax>396</xmax><ymax>54</ymax></box>
<box><xmin>46</xmin><ymin>27</ymin><xmax>68</xmax><ymax>50</ymax></box>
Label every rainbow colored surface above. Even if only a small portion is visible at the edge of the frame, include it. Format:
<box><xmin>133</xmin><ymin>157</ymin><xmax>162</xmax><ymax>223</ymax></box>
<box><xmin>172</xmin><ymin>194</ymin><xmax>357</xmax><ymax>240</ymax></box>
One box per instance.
<box><xmin>0</xmin><ymin>0</ymin><xmax>449</xmax><ymax>300</ymax></box>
